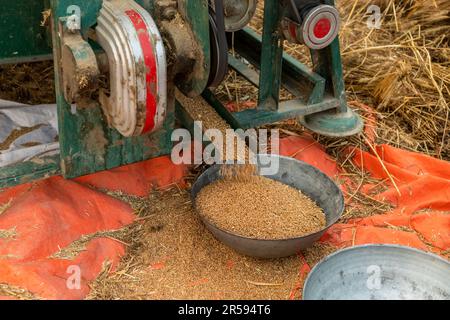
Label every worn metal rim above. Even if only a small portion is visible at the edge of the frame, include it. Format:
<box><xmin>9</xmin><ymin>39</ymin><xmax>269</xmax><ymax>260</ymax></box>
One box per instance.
<box><xmin>301</xmin><ymin>5</ymin><xmax>340</xmax><ymax>50</ymax></box>
<box><xmin>191</xmin><ymin>154</ymin><xmax>345</xmax><ymax>243</ymax></box>
<box><xmin>302</xmin><ymin>244</ymin><xmax>450</xmax><ymax>299</ymax></box>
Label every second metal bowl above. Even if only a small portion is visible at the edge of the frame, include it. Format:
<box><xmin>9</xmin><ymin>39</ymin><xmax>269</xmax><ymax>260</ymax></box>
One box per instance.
<box><xmin>303</xmin><ymin>245</ymin><xmax>450</xmax><ymax>300</ymax></box>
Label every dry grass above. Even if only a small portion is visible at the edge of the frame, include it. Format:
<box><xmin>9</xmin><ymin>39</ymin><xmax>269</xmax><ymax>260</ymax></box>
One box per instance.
<box><xmin>339</xmin><ymin>0</ymin><xmax>450</xmax><ymax>159</ymax></box>
<box><xmin>0</xmin><ymin>283</ymin><xmax>39</xmax><ymax>300</ymax></box>
<box><xmin>0</xmin><ymin>61</ymin><xmax>55</xmax><ymax>104</ymax></box>
<box><xmin>0</xmin><ymin>227</ymin><xmax>17</xmax><ymax>240</ymax></box>
<box><xmin>303</xmin><ymin>242</ymin><xmax>339</xmax><ymax>268</ymax></box>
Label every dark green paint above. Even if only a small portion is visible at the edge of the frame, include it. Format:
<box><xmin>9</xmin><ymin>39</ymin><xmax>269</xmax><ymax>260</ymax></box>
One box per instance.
<box><xmin>203</xmin><ymin>90</ymin><xmax>338</xmax><ymax>130</ymax></box>
<box><xmin>258</xmin><ymin>0</ymin><xmax>284</xmax><ymax>110</ymax></box>
<box><xmin>0</xmin><ymin>155</ymin><xmax>60</xmax><ymax>188</ymax></box>
<box><xmin>0</xmin><ymin>0</ymin><xmax>52</xmax><ymax>64</ymax></box>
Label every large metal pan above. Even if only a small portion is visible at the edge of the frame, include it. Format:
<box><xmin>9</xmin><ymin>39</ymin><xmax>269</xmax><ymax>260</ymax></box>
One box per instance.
<box><xmin>303</xmin><ymin>245</ymin><xmax>450</xmax><ymax>300</ymax></box>
<box><xmin>191</xmin><ymin>154</ymin><xmax>344</xmax><ymax>258</ymax></box>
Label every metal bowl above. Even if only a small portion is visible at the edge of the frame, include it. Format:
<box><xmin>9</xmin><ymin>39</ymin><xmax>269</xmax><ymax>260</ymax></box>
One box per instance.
<box><xmin>191</xmin><ymin>154</ymin><xmax>344</xmax><ymax>258</ymax></box>
<box><xmin>303</xmin><ymin>245</ymin><xmax>450</xmax><ymax>300</ymax></box>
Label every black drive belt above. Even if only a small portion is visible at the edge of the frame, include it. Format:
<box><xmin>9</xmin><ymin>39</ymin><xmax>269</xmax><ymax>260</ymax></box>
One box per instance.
<box><xmin>207</xmin><ymin>0</ymin><xmax>229</xmax><ymax>88</ymax></box>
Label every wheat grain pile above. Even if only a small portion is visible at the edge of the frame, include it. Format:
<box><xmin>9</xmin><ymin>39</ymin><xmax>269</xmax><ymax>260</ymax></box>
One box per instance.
<box><xmin>196</xmin><ymin>175</ymin><xmax>326</xmax><ymax>240</ymax></box>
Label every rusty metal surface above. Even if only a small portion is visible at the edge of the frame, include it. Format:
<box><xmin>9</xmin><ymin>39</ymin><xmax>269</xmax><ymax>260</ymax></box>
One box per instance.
<box><xmin>222</xmin><ymin>0</ymin><xmax>257</xmax><ymax>32</ymax></box>
<box><xmin>60</xmin><ymin>30</ymin><xmax>99</xmax><ymax>106</ymax></box>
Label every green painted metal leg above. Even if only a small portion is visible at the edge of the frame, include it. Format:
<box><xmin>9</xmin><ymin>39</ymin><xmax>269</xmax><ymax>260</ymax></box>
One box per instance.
<box><xmin>299</xmin><ymin>38</ymin><xmax>363</xmax><ymax>137</ymax></box>
<box><xmin>299</xmin><ymin>108</ymin><xmax>364</xmax><ymax>137</ymax></box>
<box><xmin>258</xmin><ymin>0</ymin><xmax>284</xmax><ymax>110</ymax></box>
<box><xmin>299</xmin><ymin>0</ymin><xmax>363</xmax><ymax>137</ymax></box>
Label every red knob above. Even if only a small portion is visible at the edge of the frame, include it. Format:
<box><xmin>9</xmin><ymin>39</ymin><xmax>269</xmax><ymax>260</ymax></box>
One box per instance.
<box><xmin>313</xmin><ymin>18</ymin><xmax>332</xmax><ymax>39</ymax></box>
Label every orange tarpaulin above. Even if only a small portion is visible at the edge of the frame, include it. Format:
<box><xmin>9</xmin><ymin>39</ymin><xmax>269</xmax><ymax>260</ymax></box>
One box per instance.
<box><xmin>0</xmin><ymin>160</ymin><xmax>187</xmax><ymax>299</ymax></box>
<box><xmin>277</xmin><ymin>136</ymin><xmax>449</xmax><ymax>254</ymax></box>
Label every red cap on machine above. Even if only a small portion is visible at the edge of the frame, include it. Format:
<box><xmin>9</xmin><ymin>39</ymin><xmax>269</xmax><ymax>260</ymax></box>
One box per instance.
<box><xmin>302</xmin><ymin>5</ymin><xmax>340</xmax><ymax>50</ymax></box>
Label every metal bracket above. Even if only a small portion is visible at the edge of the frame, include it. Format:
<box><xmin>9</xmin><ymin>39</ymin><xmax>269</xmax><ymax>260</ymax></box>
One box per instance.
<box><xmin>59</xmin><ymin>18</ymin><xmax>99</xmax><ymax>107</ymax></box>
<box><xmin>205</xmin><ymin>0</ymin><xmax>363</xmax><ymax>137</ymax></box>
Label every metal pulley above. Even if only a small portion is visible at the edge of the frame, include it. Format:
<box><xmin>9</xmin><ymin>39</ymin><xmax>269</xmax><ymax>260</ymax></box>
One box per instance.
<box><xmin>208</xmin><ymin>0</ymin><xmax>229</xmax><ymax>88</ymax></box>
<box><xmin>96</xmin><ymin>0</ymin><xmax>167</xmax><ymax>137</ymax></box>
<box><xmin>281</xmin><ymin>2</ymin><xmax>340</xmax><ymax>50</ymax></box>
<box><xmin>207</xmin><ymin>0</ymin><xmax>258</xmax><ymax>88</ymax></box>
<box><xmin>222</xmin><ymin>0</ymin><xmax>257</xmax><ymax>32</ymax></box>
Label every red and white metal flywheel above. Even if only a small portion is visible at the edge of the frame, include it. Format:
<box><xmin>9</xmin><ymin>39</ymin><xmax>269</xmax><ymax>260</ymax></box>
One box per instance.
<box><xmin>282</xmin><ymin>4</ymin><xmax>340</xmax><ymax>50</ymax></box>
<box><xmin>96</xmin><ymin>0</ymin><xmax>167</xmax><ymax>137</ymax></box>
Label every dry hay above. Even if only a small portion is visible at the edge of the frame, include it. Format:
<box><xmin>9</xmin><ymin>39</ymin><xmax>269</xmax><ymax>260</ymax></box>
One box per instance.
<box><xmin>0</xmin><ymin>1</ymin><xmax>447</xmax><ymax>299</ymax></box>
<box><xmin>51</xmin><ymin>190</ymin><xmax>162</xmax><ymax>260</ymax></box>
<box><xmin>0</xmin><ymin>61</ymin><xmax>55</xmax><ymax>104</ymax></box>
<box><xmin>303</xmin><ymin>242</ymin><xmax>339</xmax><ymax>268</ymax></box>
<box><xmin>53</xmin><ymin>189</ymin><xmax>172</xmax><ymax>260</ymax></box>
<box><xmin>0</xmin><ymin>199</ymin><xmax>12</xmax><ymax>216</ymax></box>
<box><xmin>106</xmin><ymin>190</ymin><xmax>157</xmax><ymax>218</ymax></box>
<box><xmin>0</xmin><ymin>0</ymin><xmax>447</xmax><ymax>159</ymax></box>
<box><xmin>214</xmin><ymin>69</ymin><xmax>294</xmax><ymax>108</ymax></box>
<box><xmin>339</xmin><ymin>0</ymin><xmax>450</xmax><ymax>159</ymax></box>
<box><xmin>0</xmin><ymin>283</ymin><xmax>39</xmax><ymax>300</ymax></box>
<box><xmin>175</xmin><ymin>90</ymin><xmax>230</xmax><ymax>133</ymax></box>
<box><xmin>0</xmin><ymin>227</ymin><xmax>17</xmax><ymax>240</ymax></box>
